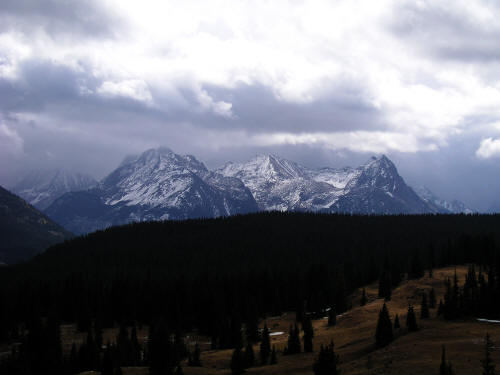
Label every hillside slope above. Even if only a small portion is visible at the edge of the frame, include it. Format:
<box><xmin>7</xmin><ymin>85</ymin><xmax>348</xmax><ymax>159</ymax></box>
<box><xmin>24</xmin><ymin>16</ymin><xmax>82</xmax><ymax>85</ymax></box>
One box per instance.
<box><xmin>73</xmin><ymin>266</ymin><xmax>500</xmax><ymax>375</ymax></box>
<box><xmin>0</xmin><ymin>185</ymin><xmax>72</xmax><ymax>263</ymax></box>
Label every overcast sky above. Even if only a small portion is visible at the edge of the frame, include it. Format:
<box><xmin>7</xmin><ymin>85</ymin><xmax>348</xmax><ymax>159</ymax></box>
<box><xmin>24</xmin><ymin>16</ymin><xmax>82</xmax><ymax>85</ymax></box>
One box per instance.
<box><xmin>1</xmin><ymin>0</ymin><xmax>500</xmax><ymax>210</ymax></box>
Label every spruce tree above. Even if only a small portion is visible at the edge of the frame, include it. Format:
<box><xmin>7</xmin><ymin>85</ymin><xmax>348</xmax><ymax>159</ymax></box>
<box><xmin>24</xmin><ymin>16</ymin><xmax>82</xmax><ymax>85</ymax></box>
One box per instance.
<box><xmin>286</xmin><ymin>324</ymin><xmax>301</xmax><ymax>355</ymax></box>
<box><xmin>270</xmin><ymin>346</ymin><xmax>277</xmax><ymax>365</ymax></box>
<box><xmin>303</xmin><ymin>317</ymin><xmax>314</xmax><ymax>353</ymax></box>
<box><xmin>440</xmin><ymin>346</ymin><xmax>455</xmax><ymax>375</ymax></box>
<box><xmin>244</xmin><ymin>340</ymin><xmax>255</xmax><ymax>368</ymax></box>
<box><xmin>421</xmin><ymin>293</ymin><xmax>430</xmax><ymax>319</ymax></box>
<box><xmin>328</xmin><ymin>308</ymin><xmax>337</xmax><ymax>327</ymax></box>
<box><xmin>482</xmin><ymin>333</ymin><xmax>496</xmax><ymax>375</ymax></box>
<box><xmin>259</xmin><ymin>324</ymin><xmax>271</xmax><ymax>365</ymax></box>
<box><xmin>101</xmin><ymin>344</ymin><xmax>114</xmax><ymax>375</ymax></box>
<box><xmin>375</xmin><ymin>303</ymin><xmax>393</xmax><ymax>347</ymax></box>
<box><xmin>406</xmin><ymin>305</ymin><xmax>418</xmax><ymax>332</ymax></box>
<box><xmin>188</xmin><ymin>343</ymin><xmax>202</xmax><ymax>367</ymax></box>
<box><xmin>149</xmin><ymin>320</ymin><xmax>173</xmax><ymax>375</ymax></box>
<box><xmin>378</xmin><ymin>270</ymin><xmax>392</xmax><ymax>301</ymax></box>
<box><xmin>230</xmin><ymin>346</ymin><xmax>245</xmax><ymax>375</ymax></box>
<box><xmin>117</xmin><ymin>323</ymin><xmax>132</xmax><ymax>367</ymax></box>
<box><xmin>360</xmin><ymin>289</ymin><xmax>367</xmax><ymax>306</ymax></box>
<box><xmin>313</xmin><ymin>341</ymin><xmax>339</xmax><ymax>375</ymax></box>
<box><xmin>131</xmin><ymin>325</ymin><xmax>141</xmax><ymax>366</ymax></box>
<box><xmin>394</xmin><ymin>314</ymin><xmax>400</xmax><ymax>330</ymax></box>
<box><xmin>429</xmin><ymin>288</ymin><xmax>437</xmax><ymax>309</ymax></box>
<box><xmin>69</xmin><ymin>343</ymin><xmax>79</xmax><ymax>375</ymax></box>
<box><xmin>440</xmin><ymin>345</ymin><xmax>447</xmax><ymax>375</ymax></box>
<box><xmin>437</xmin><ymin>300</ymin><xmax>444</xmax><ymax>316</ymax></box>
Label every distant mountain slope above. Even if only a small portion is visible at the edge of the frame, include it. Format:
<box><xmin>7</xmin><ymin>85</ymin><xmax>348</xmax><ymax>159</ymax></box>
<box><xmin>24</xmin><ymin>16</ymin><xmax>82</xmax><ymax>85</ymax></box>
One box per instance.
<box><xmin>0</xmin><ymin>186</ymin><xmax>72</xmax><ymax>264</ymax></box>
<box><xmin>414</xmin><ymin>186</ymin><xmax>474</xmax><ymax>214</ymax></box>
<box><xmin>12</xmin><ymin>169</ymin><xmax>97</xmax><ymax>210</ymax></box>
<box><xmin>46</xmin><ymin>148</ymin><xmax>258</xmax><ymax>234</ymax></box>
<box><xmin>44</xmin><ymin>149</ymin><xmax>451</xmax><ymax>234</ymax></box>
<box><xmin>330</xmin><ymin>156</ymin><xmax>438</xmax><ymax>214</ymax></box>
<box><xmin>217</xmin><ymin>155</ymin><xmax>345</xmax><ymax>211</ymax></box>
<box><xmin>218</xmin><ymin>154</ymin><xmax>436</xmax><ymax>214</ymax></box>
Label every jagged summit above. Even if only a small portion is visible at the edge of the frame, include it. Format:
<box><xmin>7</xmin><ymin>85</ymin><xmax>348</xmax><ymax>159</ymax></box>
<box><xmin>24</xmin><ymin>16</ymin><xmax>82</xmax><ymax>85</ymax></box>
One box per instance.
<box><xmin>12</xmin><ymin>169</ymin><xmax>97</xmax><ymax>210</ymax></box>
<box><xmin>44</xmin><ymin>149</ymin><xmax>443</xmax><ymax>234</ymax></box>
<box><xmin>414</xmin><ymin>185</ymin><xmax>473</xmax><ymax>214</ymax></box>
<box><xmin>46</xmin><ymin>148</ymin><xmax>258</xmax><ymax>234</ymax></box>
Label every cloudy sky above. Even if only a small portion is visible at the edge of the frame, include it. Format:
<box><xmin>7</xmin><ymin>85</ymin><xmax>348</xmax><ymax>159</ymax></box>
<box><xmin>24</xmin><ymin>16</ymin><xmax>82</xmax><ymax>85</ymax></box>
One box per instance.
<box><xmin>1</xmin><ymin>0</ymin><xmax>500</xmax><ymax>210</ymax></box>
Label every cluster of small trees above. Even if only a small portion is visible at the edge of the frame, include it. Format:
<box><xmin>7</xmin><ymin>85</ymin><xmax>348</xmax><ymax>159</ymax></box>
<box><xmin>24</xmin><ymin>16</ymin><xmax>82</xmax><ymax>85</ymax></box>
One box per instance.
<box><xmin>230</xmin><ymin>322</ymin><xmax>277</xmax><ymax>374</ymax></box>
<box><xmin>0</xmin><ymin>318</ymin><xmax>205</xmax><ymax>375</ymax></box>
<box><xmin>437</xmin><ymin>265</ymin><xmax>500</xmax><ymax>321</ymax></box>
<box><xmin>313</xmin><ymin>341</ymin><xmax>340</xmax><ymax>375</ymax></box>
<box><xmin>375</xmin><ymin>302</ymin><xmax>423</xmax><ymax>348</ymax></box>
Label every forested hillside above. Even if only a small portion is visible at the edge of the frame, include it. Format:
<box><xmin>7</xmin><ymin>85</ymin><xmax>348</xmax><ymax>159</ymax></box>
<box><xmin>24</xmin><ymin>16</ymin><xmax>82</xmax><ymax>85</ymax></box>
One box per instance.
<box><xmin>2</xmin><ymin>212</ymin><xmax>500</xmax><ymax>374</ymax></box>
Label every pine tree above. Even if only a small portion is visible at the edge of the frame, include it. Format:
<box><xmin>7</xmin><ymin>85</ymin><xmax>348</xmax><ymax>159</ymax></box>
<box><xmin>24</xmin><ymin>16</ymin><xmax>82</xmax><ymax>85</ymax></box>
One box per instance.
<box><xmin>285</xmin><ymin>324</ymin><xmax>301</xmax><ymax>355</ymax></box>
<box><xmin>429</xmin><ymin>288</ymin><xmax>437</xmax><ymax>309</ymax></box>
<box><xmin>328</xmin><ymin>308</ymin><xmax>337</xmax><ymax>326</ymax></box>
<box><xmin>409</xmin><ymin>251</ymin><xmax>424</xmax><ymax>279</ymax></box>
<box><xmin>131</xmin><ymin>325</ymin><xmax>142</xmax><ymax>366</ymax></box>
<box><xmin>482</xmin><ymin>333</ymin><xmax>496</xmax><ymax>375</ymax></box>
<box><xmin>116</xmin><ymin>323</ymin><xmax>132</xmax><ymax>367</ymax></box>
<box><xmin>244</xmin><ymin>340</ymin><xmax>255</xmax><ymax>368</ymax></box>
<box><xmin>230</xmin><ymin>346</ymin><xmax>245</xmax><ymax>375</ymax></box>
<box><xmin>406</xmin><ymin>305</ymin><xmax>418</xmax><ymax>332</ymax></box>
<box><xmin>45</xmin><ymin>314</ymin><xmax>63</xmax><ymax>375</ymax></box>
<box><xmin>303</xmin><ymin>317</ymin><xmax>314</xmax><ymax>353</ymax></box>
<box><xmin>173</xmin><ymin>330</ymin><xmax>187</xmax><ymax>366</ymax></box>
<box><xmin>375</xmin><ymin>303</ymin><xmax>393</xmax><ymax>347</ymax></box>
<box><xmin>259</xmin><ymin>324</ymin><xmax>271</xmax><ymax>365</ymax></box>
<box><xmin>437</xmin><ymin>300</ymin><xmax>444</xmax><ymax>316</ymax></box>
<box><xmin>440</xmin><ymin>346</ymin><xmax>455</xmax><ymax>375</ymax></box>
<box><xmin>149</xmin><ymin>320</ymin><xmax>174</xmax><ymax>375</ymax></box>
<box><xmin>394</xmin><ymin>314</ymin><xmax>400</xmax><ymax>330</ymax></box>
<box><xmin>421</xmin><ymin>293</ymin><xmax>430</xmax><ymax>319</ymax></box>
<box><xmin>440</xmin><ymin>345</ymin><xmax>447</xmax><ymax>375</ymax></box>
<box><xmin>245</xmin><ymin>315</ymin><xmax>259</xmax><ymax>344</ymax></box>
<box><xmin>378</xmin><ymin>270</ymin><xmax>392</xmax><ymax>301</ymax></box>
<box><xmin>360</xmin><ymin>289</ymin><xmax>367</xmax><ymax>306</ymax></box>
<box><xmin>313</xmin><ymin>341</ymin><xmax>339</xmax><ymax>375</ymax></box>
<box><xmin>101</xmin><ymin>344</ymin><xmax>114</xmax><ymax>375</ymax></box>
<box><xmin>270</xmin><ymin>346</ymin><xmax>277</xmax><ymax>365</ymax></box>
<box><xmin>188</xmin><ymin>343</ymin><xmax>202</xmax><ymax>367</ymax></box>
<box><xmin>69</xmin><ymin>343</ymin><xmax>79</xmax><ymax>375</ymax></box>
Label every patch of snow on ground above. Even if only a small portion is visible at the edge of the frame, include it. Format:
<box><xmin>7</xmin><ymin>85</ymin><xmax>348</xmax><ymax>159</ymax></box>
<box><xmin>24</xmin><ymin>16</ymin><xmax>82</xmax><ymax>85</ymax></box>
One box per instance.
<box><xmin>269</xmin><ymin>331</ymin><xmax>284</xmax><ymax>336</ymax></box>
<box><xmin>478</xmin><ymin>318</ymin><xmax>500</xmax><ymax>323</ymax></box>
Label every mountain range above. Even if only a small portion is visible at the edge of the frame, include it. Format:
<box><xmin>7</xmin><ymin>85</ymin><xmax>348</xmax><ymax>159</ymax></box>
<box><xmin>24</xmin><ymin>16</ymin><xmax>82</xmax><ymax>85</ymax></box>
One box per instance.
<box><xmin>25</xmin><ymin>147</ymin><xmax>471</xmax><ymax>235</ymax></box>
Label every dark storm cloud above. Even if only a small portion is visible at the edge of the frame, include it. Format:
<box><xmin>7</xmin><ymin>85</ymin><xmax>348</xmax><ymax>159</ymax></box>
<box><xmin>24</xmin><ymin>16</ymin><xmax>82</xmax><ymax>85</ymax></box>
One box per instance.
<box><xmin>204</xmin><ymin>83</ymin><xmax>386</xmax><ymax>133</ymax></box>
<box><xmin>1</xmin><ymin>57</ymin><xmax>384</xmax><ymax>137</ymax></box>
<box><xmin>0</xmin><ymin>0</ymin><xmax>119</xmax><ymax>38</ymax></box>
<box><xmin>390</xmin><ymin>2</ymin><xmax>500</xmax><ymax>62</ymax></box>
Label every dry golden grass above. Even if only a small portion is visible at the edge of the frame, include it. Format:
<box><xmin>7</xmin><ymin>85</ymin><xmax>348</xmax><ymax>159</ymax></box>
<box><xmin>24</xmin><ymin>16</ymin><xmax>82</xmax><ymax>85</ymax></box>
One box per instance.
<box><xmin>76</xmin><ymin>266</ymin><xmax>500</xmax><ymax>375</ymax></box>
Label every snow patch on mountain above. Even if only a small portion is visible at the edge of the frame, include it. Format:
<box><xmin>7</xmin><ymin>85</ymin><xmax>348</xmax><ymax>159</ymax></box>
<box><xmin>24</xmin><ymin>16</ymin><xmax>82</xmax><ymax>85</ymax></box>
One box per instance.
<box><xmin>13</xmin><ymin>169</ymin><xmax>97</xmax><ymax>210</ymax></box>
<box><xmin>414</xmin><ymin>186</ymin><xmax>474</xmax><ymax>214</ymax></box>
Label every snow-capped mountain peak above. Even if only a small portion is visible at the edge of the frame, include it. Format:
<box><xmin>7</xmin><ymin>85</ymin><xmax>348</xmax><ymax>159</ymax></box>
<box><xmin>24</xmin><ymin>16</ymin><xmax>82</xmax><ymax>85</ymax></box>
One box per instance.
<box><xmin>46</xmin><ymin>147</ymin><xmax>258</xmax><ymax>234</ymax></box>
<box><xmin>414</xmin><ymin>185</ymin><xmax>474</xmax><ymax>214</ymax></box>
<box><xmin>13</xmin><ymin>169</ymin><xmax>97</xmax><ymax>210</ymax></box>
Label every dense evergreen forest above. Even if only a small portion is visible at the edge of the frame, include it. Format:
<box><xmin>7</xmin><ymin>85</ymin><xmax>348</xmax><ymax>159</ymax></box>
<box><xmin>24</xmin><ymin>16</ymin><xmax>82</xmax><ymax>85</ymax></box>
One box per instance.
<box><xmin>2</xmin><ymin>212</ymin><xmax>500</xmax><ymax>374</ymax></box>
